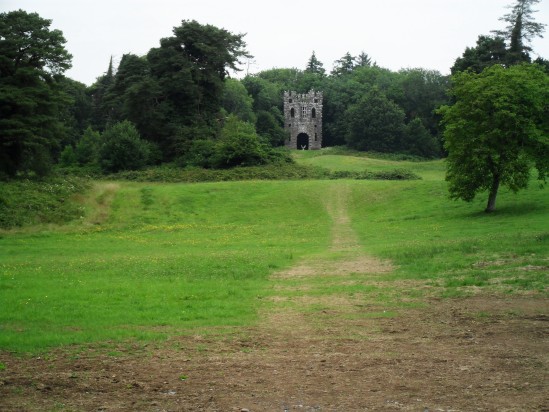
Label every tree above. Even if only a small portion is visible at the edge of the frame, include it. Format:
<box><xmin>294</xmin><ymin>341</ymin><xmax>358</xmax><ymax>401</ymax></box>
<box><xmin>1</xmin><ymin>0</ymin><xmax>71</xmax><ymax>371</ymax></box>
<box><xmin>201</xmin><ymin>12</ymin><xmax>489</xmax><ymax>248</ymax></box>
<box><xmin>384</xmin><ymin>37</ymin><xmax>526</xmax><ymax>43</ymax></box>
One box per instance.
<box><xmin>0</xmin><ymin>10</ymin><xmax>72</xmax><ymax>176</ymax></box>
<box><xmin>213</xmin><ymin>115</ymin><xmax>268</xmax><ymax>168</ymax></box>
<box><xmin>492</xmin><ymin>0</ymin><xmax>546</xmax><ymax>64</ymax></box>
<box><xmin>355</xmin><ymin>52</ymin><xmax>374</xmax><ymax>68</ymax></box>
<box><xmin>305</xmin><ymin>51</ymin><xmax>325</xmax><ymax>76</ymax></box>
<box><xmin>438</xmin><ymin>64</ymin><xmax>549</xmax><ymax>212</ymax></box>
<box><xmin>88</xmin><ymin>57</ymin><xmax>115</xmax><ymax>131</ymax></box>
<box><xmin>344</xmin><ymin>87</ymin><xmax>406</xmax><ymax>152</ymax></box>
<box><xmin>331</xmin><ymin>52</ymin><xmax>355</xmax><ymax>76</ymax></box>
<box><xmin>75</xmin><ymin>127</ymin><xmax>101</xmax><ymax>166</ymax></box>
<box><xmin>451</xmin><ymin>35</ymin><xmax>508</xmax><ymax>74</ymax></box>
<box><xmin>402</xmin><ymin>118</ymin><xmax>440</xmax><ymax>158</ymax></box>
<box><xmin>144</xmin><ymin>20</ymin><xmax>250</xmax><ymax>159</ymax></box>
<box><xmin>255</xmin><ymin>109</ymin><xmax>286</xmax><ymax>147</ymax></box>
<box><xmin>98</xmin><ymin>121</ymin><xmax>151</xmax><ymax>172</ymax></box>
<box><xmin>221</xmin><ymin>78</ymin><xmax>256</xmax><ymax>123</ymax></box>
<box><xmin>58</xmin><ymin>77</ymin><xmax>92</xmax><ymax>147</ymax></box>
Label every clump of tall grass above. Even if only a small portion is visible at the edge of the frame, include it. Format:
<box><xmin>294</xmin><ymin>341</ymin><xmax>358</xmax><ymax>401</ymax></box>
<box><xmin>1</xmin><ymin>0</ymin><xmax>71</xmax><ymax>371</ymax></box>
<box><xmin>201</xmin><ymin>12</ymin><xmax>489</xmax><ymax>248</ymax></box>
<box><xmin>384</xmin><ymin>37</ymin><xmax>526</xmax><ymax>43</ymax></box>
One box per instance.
<box><xmin>0</xmin><ymin>176</ymin><xmax>90</xmax><ymax>229</ymax></box>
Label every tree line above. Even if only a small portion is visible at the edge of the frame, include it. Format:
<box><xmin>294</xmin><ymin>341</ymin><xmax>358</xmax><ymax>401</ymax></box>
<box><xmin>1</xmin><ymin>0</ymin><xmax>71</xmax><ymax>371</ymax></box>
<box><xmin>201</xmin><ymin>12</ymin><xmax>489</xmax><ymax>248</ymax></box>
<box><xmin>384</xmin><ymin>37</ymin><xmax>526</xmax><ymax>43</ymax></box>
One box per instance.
<box><xmin>1</xmin><ymin>0</ymin><xmax>548</xmax><ymax>213</ymax></box>
<box><xmin>0</xmin><ymin>9</ymin><xmax>451</xmax><ymax>177</ymax></box>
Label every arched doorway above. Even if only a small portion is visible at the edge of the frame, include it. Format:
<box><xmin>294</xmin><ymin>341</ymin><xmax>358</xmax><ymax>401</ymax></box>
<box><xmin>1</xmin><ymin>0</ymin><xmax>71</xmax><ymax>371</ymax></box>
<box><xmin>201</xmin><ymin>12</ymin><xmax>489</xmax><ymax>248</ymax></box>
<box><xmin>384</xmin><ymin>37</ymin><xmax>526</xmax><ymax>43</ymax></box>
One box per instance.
<box><xmin>297</xmin><ymin>133</ymin><xmax>309</xmax><ymax>150</ymax></box>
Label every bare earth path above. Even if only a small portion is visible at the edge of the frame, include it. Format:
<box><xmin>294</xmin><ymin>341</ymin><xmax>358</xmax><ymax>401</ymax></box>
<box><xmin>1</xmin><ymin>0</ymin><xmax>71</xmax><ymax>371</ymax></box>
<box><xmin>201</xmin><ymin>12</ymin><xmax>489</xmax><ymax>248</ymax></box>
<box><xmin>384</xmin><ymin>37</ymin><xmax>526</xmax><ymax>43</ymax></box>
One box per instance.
<box><xmin>2</xmin><ymin>183</ymin><xmax>548</xmax><ymax>411</ymax></box>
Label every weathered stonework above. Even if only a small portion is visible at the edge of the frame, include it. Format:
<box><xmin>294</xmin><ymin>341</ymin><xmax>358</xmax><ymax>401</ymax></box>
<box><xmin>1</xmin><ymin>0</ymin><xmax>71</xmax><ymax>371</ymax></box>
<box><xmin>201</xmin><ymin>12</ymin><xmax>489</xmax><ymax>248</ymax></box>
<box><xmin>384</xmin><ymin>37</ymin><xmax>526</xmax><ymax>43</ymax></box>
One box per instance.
<box><xmin>283</xmin><ymin>90</ymin><xmax>323</xmax><ymax>150</ymax></box>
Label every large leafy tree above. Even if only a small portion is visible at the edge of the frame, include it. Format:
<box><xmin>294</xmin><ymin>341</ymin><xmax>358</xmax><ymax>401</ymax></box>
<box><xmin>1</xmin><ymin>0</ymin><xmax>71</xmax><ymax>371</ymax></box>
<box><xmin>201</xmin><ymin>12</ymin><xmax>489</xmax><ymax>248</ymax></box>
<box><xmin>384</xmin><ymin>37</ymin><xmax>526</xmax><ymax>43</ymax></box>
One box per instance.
<box><xmin>438</xmin><ymin>63</ymin><xmax>549</xmax><ymax>212</ymax></box>
<box><xmin>146</xmin><ymin>20</ymin><xmax>249</xmax><ymax>158</ymax></box>
<box><xmin>0</xmin><ymin>10</ymin><xmax>72</xmax><ymax>176</ymax></box>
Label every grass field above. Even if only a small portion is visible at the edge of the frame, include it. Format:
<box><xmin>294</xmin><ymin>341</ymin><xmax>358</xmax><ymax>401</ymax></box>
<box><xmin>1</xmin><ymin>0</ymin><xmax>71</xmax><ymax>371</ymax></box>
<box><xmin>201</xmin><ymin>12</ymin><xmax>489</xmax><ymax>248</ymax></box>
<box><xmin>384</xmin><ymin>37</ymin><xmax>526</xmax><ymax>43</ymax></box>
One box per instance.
<box><xmin>292</xmin><ymin>149</ymin><xmax>445</xmax><ymax>180</ymax></box>
<box><xmin>1</xmin><ymin>152</ymin><xmax>548</xmax><ymax>354</ymax></box>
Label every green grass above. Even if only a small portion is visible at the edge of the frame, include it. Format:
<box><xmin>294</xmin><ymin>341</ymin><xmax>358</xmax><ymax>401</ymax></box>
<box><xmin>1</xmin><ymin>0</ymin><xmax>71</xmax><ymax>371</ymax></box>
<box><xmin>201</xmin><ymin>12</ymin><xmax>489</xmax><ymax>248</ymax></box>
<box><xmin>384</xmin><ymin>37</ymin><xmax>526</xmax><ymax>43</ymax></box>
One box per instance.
<box><xmin>1</xmin><ymin>152</ymin><xmax>548</xmax><ymax>353</ymax></box>
<box><xmin>293</xmin><ymin>150</ymin><xmax>444</xmax><ymax>181</ymax></box>
<box><xmin>0</xmin><ymin>181</ymin><xmax>332</xmax><ymax>352</ymax></box>
<box><xmin>347</xmin><ymin>179</ymin><xmax>549</xmax><ymax>295</ymax></box>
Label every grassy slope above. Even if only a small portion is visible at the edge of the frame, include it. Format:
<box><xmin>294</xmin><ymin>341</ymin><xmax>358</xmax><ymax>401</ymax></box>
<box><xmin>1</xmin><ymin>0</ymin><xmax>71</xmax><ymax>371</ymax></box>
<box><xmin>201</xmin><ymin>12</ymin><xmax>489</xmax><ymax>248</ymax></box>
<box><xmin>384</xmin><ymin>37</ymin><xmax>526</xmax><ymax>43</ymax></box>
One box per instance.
<box><xmin>1</xmin><ymin>152</ymin><xmax>547</xmax><ymax>353</ymax></box>
<box><xmin>293</xmin><ymin>150</ymin><xmax>444</xmax><ymax>181</ymax></box>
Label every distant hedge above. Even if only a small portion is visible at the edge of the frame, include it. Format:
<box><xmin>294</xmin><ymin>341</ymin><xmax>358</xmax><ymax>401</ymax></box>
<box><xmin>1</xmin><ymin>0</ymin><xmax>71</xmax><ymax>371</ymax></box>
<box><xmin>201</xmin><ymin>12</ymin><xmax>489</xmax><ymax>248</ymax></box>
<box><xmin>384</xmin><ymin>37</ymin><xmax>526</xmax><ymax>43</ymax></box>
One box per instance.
<box><xmin>108</xmin><ymin>164</ymin><xmax>421</xmax><ymax>183</ymax></box>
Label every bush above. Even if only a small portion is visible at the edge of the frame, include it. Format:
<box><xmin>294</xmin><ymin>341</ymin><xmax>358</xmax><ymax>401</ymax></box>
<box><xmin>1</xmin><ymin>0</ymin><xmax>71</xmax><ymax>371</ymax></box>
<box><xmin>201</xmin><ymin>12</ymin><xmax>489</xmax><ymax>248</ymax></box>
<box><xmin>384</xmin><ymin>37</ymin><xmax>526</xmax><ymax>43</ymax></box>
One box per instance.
<box><xmin>59</xmin><ymin>145</ymin><xmax>78</xmax><ymax>167</ymax></box>
<box><xmin>0</xmin><ymin>176</ymin><xmax>90</xmax><ymax>229</ymax></box>
<box><xmin>98</xmin><ymin>121</ymin><xmax>150</xmax><ymax>173</ymax></box>
<box><xmin>212</xmin><ymin>115</ymin><xmax>270</xmax><ymax>168</ymax></box>
<box><xmin>107</xmin><ymin>163</ymin><xmax>420</xmax><ymax>183</ymax></box>
<box><xmin>177</xmin><ymin>139</ymin><xmax>217</xmax><ymax>168</ymax></box>
<box><xmin>75</xmin><ymin>127</ymin><xmax>101</xmax><ymax>166</ymax></box>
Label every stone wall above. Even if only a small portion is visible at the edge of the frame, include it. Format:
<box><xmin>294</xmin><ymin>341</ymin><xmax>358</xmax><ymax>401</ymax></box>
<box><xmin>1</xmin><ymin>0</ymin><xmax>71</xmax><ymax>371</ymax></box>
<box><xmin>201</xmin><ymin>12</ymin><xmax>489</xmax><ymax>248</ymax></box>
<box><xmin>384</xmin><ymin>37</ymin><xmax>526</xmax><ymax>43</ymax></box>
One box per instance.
<box><xmin>283</xmin><ymin>90</ymin><xmax>323</xmax><ymax>150</ymax></box>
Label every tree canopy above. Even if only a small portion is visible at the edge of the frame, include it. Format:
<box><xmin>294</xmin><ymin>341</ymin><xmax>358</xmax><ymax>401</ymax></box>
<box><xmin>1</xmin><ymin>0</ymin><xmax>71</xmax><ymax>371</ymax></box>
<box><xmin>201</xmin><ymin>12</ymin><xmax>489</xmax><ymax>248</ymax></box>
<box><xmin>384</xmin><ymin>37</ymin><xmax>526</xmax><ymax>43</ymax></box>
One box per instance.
<box><xmin>492</xmin><ymin>0</ymin><xmax>546</xmax><ymax>64</ymax></box>
<box><xmin>0</xmin><ymin>10</ymin><xmax>72</xmax><ymax>176</ymax></box>
<box><xmin>453</xmin><ymin>0</ymin><xmax>546</xmax><ymax>73</ymax></box>
<box><xmin>439</xmin><ymin>63</ymin><xmax>549</xmax><ymax>212</ymax></box>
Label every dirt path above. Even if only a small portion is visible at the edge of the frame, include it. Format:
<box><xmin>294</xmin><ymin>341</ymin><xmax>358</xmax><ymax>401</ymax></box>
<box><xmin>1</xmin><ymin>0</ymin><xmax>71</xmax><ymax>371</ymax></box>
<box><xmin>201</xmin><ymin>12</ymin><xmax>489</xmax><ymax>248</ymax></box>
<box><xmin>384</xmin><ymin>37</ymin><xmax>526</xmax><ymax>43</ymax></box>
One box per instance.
<box><xmin>1</xmin><ymin>183</ymin><xmax>548</xmax><ymax>411</ymax></box>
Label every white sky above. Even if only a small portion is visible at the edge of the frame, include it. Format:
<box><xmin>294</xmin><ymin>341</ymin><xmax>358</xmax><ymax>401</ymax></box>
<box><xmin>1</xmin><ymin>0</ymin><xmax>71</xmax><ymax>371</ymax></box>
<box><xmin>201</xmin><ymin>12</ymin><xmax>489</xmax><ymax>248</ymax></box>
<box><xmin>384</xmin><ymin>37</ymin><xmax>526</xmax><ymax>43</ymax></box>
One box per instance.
<box><xmin>2</xmin><ymin>0</ymin><xmax>548</xmax><ymax>85</ymax></box>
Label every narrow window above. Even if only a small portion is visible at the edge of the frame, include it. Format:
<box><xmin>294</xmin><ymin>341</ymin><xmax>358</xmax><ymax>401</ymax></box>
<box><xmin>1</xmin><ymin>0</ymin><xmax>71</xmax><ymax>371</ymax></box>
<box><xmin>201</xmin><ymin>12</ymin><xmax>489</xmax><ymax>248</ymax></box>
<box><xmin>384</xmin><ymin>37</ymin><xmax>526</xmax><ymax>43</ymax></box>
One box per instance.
<box><xmin>301</xmin><ymin>106</ymin><xmax>306</xmax><ymax>118</ymax></box>
<box><xmin>315</xmin><ymin>133</ymin><xmax>317</xmax><ymax>141</ymax></box>
<box><xmin>311</xmin><ymin>108</ymin><xmax>316</xmax><ymax>118</ymax></box>
<box><xmin>289</xmin><ymin>99</ymin><xmax>293</xmax><ymax>103</ymax></box>
<box><xmin>290</xmin><ymin>108</ymin><xmax>295</xmax><ymax>118</ymax></box>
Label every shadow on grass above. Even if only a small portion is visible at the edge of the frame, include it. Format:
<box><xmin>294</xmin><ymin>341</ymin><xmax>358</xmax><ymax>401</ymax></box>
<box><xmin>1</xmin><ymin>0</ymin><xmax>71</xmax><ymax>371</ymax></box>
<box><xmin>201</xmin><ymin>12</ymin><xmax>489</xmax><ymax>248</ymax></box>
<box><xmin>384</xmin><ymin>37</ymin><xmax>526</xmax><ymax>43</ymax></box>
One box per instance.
<box><xmin>458</xmin><ymin>201</ymin><xmax>547</xmax><ymax>219</ymax></box>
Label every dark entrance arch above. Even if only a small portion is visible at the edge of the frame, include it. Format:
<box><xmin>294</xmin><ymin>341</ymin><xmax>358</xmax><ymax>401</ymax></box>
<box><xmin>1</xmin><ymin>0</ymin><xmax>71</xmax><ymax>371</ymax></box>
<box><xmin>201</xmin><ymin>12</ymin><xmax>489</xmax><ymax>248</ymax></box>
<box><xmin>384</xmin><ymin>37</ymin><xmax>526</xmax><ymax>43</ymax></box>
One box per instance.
<box><xmin>297</xmin><ymin>133</ymin><xmax>309</xmax><ymax>150</ymax></box>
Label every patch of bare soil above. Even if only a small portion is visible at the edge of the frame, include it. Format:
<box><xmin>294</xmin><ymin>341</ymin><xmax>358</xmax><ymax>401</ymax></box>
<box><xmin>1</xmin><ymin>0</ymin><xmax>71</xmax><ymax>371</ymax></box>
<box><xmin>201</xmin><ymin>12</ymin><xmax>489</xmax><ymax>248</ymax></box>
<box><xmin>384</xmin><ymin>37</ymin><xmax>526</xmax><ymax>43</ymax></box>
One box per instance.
<box><xmin>1</xmin><ymin>184</ymin><xmax>547</xmax><ymax>411</ymax></box>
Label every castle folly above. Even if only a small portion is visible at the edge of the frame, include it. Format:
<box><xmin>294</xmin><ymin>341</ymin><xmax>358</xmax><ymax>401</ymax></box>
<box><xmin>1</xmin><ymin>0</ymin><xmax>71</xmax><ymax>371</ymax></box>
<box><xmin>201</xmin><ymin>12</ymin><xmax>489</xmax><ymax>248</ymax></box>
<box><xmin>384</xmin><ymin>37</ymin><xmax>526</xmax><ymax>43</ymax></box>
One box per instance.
<box><xmin>283</xmin><ymin>90</ymin><xmax>323</xmax><ymax>150</ymax></box>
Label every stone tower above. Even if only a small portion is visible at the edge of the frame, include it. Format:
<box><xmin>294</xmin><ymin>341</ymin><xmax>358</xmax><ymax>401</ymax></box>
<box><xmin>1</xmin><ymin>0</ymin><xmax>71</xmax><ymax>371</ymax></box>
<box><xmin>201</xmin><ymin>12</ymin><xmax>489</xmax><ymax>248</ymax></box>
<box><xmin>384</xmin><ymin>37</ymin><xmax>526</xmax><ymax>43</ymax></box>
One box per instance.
<box><xmin>283</xmin><ymin>90</ymin><xmax>323</xmax><ymax>150</ymax></box>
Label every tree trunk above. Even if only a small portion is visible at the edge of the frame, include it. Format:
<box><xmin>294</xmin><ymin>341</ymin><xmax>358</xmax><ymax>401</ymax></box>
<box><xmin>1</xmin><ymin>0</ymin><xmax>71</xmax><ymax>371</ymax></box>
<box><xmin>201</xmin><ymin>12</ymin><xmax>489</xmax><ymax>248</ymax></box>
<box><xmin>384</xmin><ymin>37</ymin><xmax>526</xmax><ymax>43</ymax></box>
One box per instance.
<box><xmin>485</xmin><ymin>173</ymin><xmax>500</xmax><ymax>213</ymax></box>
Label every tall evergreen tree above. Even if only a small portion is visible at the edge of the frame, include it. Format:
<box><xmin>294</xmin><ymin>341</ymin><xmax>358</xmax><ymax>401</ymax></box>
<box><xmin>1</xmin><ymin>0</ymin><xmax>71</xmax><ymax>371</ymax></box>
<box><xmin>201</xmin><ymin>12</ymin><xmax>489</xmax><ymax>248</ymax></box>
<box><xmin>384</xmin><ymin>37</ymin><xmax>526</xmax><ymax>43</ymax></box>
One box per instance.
<box><xmin>305</xmin><ymin>51</ymin><xmax>325</xmax><ymax>76</ymax></box>
<box><xmin>492</xmin><ymin>0</ymin><xmax>546</xmax><ymax>64</ymax></box>
<box><xmin>331</xmin><ymin>52</ymin><xmax>355</xmax><ymax>76</ymax></box>
<box><xmin>88</xmin><ymin>57</ymin><xmax>115</xmax><ymax>131</ymax></box>
<box><xmin>451</xmin><ymin>35</ymin><xmax>508</xmax><ymax>74</ymax></box>
<box><xmin>0</xmin><ymin>10</ymin><xmax>72</xmax><ymax>176</ymax></box>
<box><xmin>355</xmin><ymin>52</ymin><xmax>373</xmax><ymax>68</ymax></box>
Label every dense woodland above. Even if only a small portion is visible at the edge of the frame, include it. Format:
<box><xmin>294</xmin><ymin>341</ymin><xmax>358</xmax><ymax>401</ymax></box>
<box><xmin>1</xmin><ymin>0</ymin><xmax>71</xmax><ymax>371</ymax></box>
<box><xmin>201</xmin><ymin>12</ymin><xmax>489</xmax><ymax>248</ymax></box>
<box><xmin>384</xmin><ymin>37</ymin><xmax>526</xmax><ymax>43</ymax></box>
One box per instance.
<box><xmin>1</xmin><ymin>0</ymin><xmax>548</xmax><ymax>188</ymax></box>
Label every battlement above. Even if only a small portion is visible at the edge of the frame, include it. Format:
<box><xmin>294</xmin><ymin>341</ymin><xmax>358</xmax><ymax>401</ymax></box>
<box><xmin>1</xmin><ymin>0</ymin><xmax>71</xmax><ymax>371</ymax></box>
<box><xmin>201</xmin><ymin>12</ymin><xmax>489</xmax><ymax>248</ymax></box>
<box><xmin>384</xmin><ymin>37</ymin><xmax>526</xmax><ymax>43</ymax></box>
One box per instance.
<box><xmin>284</xmin><ymin>90</ymin><xmax>323</xmax><ymax>103</ymax></box>
<box><xmin>283</xmin><ymin>90</ymin><xmax>323</xmax><ymax>150</ymax></box>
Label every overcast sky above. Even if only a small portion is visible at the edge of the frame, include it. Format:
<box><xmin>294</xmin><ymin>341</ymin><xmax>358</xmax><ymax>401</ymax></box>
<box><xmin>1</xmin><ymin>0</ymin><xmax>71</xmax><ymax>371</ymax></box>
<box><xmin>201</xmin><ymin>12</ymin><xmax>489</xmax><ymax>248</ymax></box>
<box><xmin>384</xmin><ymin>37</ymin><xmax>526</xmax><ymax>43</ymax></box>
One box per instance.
<box><xmin>2</xmin><ymin>0</ymin><xmax>548</xmax><ymax>85</ymax></box>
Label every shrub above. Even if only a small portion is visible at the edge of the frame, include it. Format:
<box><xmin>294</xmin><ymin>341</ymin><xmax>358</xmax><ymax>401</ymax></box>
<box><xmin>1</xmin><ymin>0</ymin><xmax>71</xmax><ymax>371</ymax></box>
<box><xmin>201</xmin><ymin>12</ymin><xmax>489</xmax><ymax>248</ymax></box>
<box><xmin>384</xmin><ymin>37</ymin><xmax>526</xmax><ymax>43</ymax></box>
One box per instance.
<box><xmin>75</xmin><ymin>127</ymin><xmax>101</xmax><ymax>166</ymax></box>
<box><xmin>212</xmin><ymin>115</ymin><xmax>269</xmax><ymax>168</ymax></box>
<box><xmin>98</xmin><ymin>121</ymin><xmax>150</xmax><ymax>173</ymax></box>
<box><xmin>59</xmin><ymin>145</ymin><xmax>77</xmax><ymax>167</ymax></box>
<box><xmin>0</xmin><ymin>176</ymin><xmax>90</xmax><ymax>229</ymax></box>
<box><xmin>178</xmin><ymin>139</ymin><xmax>217</xmax><ymax>168</ymax></box>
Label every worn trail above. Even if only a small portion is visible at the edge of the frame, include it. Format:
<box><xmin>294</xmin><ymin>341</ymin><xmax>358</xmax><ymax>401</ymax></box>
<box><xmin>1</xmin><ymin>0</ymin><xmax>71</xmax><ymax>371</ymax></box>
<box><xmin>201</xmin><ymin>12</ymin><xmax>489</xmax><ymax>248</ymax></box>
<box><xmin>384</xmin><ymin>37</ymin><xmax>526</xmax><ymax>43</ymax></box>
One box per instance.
<box><xmin>2</xmin><ymin>183</ymin><xmax>547</xmax><ymax>411</ymax></box>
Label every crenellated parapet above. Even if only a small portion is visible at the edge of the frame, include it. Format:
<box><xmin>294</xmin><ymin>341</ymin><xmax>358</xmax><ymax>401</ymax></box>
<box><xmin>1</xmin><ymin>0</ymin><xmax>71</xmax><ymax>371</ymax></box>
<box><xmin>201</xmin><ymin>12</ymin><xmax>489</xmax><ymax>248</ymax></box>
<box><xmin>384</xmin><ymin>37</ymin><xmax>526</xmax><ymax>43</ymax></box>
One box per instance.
<box><xmin>283</xmin><ymin>90</ymin><xmax>323</xmax><ymax>150</ymax></box>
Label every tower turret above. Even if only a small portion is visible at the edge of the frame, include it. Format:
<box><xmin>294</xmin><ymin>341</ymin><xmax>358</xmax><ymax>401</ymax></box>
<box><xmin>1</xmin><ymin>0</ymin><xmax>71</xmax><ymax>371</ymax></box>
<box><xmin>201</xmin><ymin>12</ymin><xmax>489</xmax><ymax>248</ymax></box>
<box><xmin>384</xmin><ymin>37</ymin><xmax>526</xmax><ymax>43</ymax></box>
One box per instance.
<box><xmin>283</xmin><ymin>90</ymin><xmax>323</xmax><ymax>150</ymax></box>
